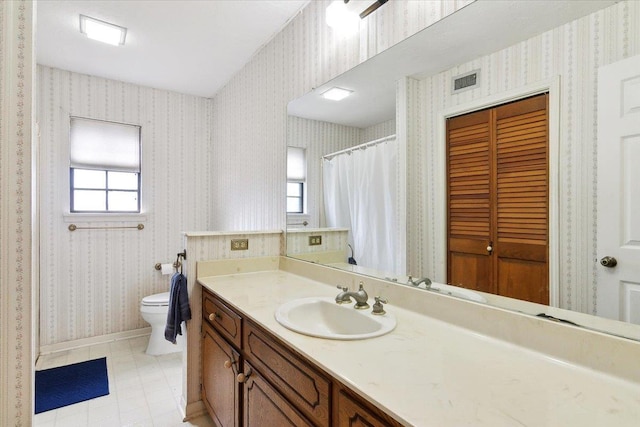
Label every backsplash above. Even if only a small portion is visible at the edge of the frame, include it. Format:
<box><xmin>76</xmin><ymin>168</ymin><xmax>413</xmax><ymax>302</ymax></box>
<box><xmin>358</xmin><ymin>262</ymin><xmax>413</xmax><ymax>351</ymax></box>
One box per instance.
<box><xmin>37</xmin><ymin>66</ymin><xmax>213</xmax><ymax>346</ymax></box>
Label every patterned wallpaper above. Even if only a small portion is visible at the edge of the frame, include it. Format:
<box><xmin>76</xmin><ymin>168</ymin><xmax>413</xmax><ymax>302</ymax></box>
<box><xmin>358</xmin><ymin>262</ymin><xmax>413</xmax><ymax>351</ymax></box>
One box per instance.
<box><xmin>416</xmin><ymin>1</ymin><xmax>640</xmax><ymax>314</ymax></box>
<box><xmin>209</xmin><ymin>0</ymin><xmax>471</xmax><ymax>231</ymax></box>
<box><xmin>34</xmin><ymin>0</ymin><xmax>470</xmax><ymax>351</ymax></box>
<box><xmin>0</xmin><ymin>1</ymin><xmax>34</xmax><ymax>424</ymax></box>
<box><xmin>32</xmin><ymin>0</ymin><xmax>639</xmax><ymax>351</ymax></box>
<box><xmin>37</xmin><ymin>66</ymin><xmax>212</xmax><ymax>346</ymax></box>
<box><xmin>13</xmin><ymin>1</ymin><xmax>635</xmax><ymax>422</ymax></box>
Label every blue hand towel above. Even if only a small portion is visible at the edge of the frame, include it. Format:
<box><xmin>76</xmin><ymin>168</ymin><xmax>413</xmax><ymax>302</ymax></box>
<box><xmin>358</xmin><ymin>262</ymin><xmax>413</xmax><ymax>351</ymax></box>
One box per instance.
<box><xmin>165</xmin><ymin>272</ymin><xmax>192</xmax><ymax>344</ymax></box>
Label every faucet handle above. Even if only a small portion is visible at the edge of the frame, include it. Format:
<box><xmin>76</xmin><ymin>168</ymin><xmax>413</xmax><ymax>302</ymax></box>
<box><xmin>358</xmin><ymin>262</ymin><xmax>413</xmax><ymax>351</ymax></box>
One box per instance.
<box><xmin>335</xmin><ymin>285</ymin><xmax>352</xmax><ymax>304</ymax></box>
<box><xmin>372</xmin><ymin>296</ymin><xmax>388</xmax><ymax>315</ymax></box>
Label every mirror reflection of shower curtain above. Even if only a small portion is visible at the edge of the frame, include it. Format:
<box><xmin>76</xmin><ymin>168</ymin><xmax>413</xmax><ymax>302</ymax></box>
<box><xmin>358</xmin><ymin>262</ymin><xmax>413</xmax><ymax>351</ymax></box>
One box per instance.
<box><xmin>323</xmin><ymin>138</ymin><xmax>404</xmax><ymax>275</ymax></box>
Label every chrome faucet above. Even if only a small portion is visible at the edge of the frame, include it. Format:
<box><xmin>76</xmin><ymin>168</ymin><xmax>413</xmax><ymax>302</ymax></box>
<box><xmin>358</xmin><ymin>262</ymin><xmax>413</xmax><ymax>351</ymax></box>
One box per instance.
<box><xmin>407</xmin><ymin>275</ymin><xmax>432</xmax><ymax>289</ymax></box>
<box><xmin>335</xmin><ymin>282</ymin><xmax>370</xmax><ymax>309</ymax></box>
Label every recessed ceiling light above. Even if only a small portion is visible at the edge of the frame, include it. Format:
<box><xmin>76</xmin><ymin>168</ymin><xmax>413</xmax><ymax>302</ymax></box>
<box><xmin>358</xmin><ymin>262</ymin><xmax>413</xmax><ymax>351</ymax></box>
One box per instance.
<box><xmin>79</xmin><ymin>15</ymin><xmax>127</xmax><ymax>46</ymax></box>
<box><xmin>321</xmin><ymin>87</ymin><xmax>353</xmax><ymax>101</ymax></box>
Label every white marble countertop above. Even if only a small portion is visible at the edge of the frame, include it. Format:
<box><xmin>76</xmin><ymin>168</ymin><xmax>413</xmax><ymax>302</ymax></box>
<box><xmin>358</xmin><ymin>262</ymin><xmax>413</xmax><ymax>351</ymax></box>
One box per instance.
<box><xmin>198</xmin><ymin>269</ymin><xmax>640</xmax><ymax>427</ymax></box>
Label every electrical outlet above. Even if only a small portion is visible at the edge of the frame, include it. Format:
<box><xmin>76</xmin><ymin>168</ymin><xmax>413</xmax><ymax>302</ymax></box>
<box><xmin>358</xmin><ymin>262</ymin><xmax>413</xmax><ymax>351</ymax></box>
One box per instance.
<box><xmin>309</xmin><ymin>235</ymin><xmax>322</xmax><ymax>246</ymax></box>
<box><xmin>231</xmin><ymin>238</ymin><xmax>249</xmax><ymax>251</ymax></box>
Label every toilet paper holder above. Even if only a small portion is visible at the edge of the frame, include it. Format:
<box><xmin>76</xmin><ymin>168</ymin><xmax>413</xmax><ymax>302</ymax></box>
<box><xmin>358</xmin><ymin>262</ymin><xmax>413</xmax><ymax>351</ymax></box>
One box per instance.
<box><xmin>155</xmin><ymin>250</ymin><xmax>187</xmax><ymax>273</ymax></box>
<box><xmin>154</xmin><ymin>261</ymin><xmax>181</xmax><ymax>271</ymax></box>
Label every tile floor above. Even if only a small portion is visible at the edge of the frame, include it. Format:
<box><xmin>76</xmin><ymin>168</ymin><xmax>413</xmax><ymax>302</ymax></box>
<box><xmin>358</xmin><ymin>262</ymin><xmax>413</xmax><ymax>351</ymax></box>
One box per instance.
<box><xmin>34</xmin><ymin>335</ymin><xmax>214</xmax><ymax>427</ymax></box>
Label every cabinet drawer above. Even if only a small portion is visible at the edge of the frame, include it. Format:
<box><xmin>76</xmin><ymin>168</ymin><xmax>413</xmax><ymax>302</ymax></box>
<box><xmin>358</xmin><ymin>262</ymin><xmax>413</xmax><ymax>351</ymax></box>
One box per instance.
<box><xmin>243</xmin><ymin>321</ymin><xmax>331</xmax><ymax>427</ymax></box>
<box><xmin>203</xmin><ymin>290</ymin><xmax>242</xmax><ymax>348</ymax></box>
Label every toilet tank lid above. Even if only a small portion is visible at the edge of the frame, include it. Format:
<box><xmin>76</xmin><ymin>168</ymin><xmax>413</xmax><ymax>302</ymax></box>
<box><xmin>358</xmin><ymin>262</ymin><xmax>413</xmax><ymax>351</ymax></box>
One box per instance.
<box><xmin>142</xmin><ymin>292</ymin><xmax>170</xmax><ymax>305</ymax></box>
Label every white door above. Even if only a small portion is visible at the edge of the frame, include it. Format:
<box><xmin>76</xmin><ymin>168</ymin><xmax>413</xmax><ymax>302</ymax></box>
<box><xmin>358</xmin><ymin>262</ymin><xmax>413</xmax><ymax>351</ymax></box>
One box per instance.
<box><xmin>597</xmin><ymin>54</ymin><xmax>640</xmax><ymax>324</ymax></box>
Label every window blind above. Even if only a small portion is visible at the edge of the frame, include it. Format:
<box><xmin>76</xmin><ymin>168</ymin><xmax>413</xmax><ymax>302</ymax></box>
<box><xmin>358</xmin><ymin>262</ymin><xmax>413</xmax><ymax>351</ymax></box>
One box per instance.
<box><xmin>70</xmin><ymin>117</ymin><xmax>141</xmax><ymax>172</ymax></box>
<box><xmin>287</xmin><ymin>146</ymin><xmax>306</xmax><ymax>181</ymax></box>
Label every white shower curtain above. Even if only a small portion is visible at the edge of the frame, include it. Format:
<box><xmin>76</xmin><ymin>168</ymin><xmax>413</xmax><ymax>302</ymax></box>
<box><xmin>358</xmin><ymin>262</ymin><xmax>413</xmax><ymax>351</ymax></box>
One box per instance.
<box><xmin>323</xmin><ymin>138</ymin><xmax>404</xmax><ymax>275</ymax></box>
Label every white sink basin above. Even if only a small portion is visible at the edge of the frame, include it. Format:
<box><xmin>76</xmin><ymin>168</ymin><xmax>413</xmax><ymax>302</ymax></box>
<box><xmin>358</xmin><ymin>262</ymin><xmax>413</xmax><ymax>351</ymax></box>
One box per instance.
<box><xmin>275</xmin><ymin>297</ymin><xmax>396</xmax><ymax>340</ymax></box>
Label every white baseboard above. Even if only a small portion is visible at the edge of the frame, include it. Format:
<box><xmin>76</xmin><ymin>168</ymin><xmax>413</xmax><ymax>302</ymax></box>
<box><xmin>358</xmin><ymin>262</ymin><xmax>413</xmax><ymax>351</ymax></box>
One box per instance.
<box><xmin>38</xmin><ymin>327</ymin><xmax>151</xmax><ymax>356</ymax></box>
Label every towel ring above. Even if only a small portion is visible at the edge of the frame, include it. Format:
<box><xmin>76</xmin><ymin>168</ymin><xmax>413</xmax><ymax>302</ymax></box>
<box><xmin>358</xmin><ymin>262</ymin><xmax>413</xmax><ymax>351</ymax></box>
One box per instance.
<box><xmin>176</xmin><ymin>250</ymin><xmax>187</xmax><ymax>274</ymax></box>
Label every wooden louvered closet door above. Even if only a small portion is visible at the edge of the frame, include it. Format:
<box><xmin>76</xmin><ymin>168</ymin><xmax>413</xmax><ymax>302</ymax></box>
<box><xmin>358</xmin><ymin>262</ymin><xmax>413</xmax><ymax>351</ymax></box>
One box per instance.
<box><xmin>447</xmin><ymin>94</ymin><xmax>549</xmax><ymax>305</ymax></box>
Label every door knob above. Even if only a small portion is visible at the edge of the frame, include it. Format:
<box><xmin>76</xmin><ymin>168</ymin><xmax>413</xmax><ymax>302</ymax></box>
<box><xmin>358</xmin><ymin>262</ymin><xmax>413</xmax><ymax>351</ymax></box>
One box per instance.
<box><xmin>600</xmin><ymin>256</ymin><xmax>617</xmax><ymax>268</ymax></box>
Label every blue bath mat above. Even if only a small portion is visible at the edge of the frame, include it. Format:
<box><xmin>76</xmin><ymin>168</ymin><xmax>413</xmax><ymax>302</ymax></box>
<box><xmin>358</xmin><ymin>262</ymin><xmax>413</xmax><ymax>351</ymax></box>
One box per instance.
<box><xmin>35</xmin><ymin>357</ymin><xmax>109</xmax><ymax>414</ymax></box>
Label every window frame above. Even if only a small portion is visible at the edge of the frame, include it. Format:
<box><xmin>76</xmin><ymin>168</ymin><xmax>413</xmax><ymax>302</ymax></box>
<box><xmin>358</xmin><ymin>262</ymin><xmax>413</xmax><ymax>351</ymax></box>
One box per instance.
<box><xmin>286</xmin><ymin>146</ymin><xmax>307</xmax><ymax>214</ymax></box>
<box><xmin>69</xmin><ymin>168</ymin><xmax>141</xmax><ymax>213</ymax></box>
<box><xmin>69</xmin><ymin>116</ymin><xmax>142</xmax><ymax>214</ymax></box>
<box><xmin>286</xmin><ymin>181</ymin><xmax>305</xmax><ymax>214</ymax></box>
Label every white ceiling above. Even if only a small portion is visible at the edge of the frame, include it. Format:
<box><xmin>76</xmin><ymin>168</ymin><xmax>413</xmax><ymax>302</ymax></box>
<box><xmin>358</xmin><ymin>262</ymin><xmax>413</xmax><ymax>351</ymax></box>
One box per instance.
<box><xmin>36</xmin><ymin>0</ymin><xmax>309</xmax><ymax>98</ymax></box>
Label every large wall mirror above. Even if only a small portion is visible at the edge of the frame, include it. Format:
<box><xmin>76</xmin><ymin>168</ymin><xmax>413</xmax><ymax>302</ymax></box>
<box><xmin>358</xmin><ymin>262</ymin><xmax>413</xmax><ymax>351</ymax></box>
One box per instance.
<box><xmin>286</xmin><ymin>0</ymin><xmax>640</xmax><ymax>341</ymax></box>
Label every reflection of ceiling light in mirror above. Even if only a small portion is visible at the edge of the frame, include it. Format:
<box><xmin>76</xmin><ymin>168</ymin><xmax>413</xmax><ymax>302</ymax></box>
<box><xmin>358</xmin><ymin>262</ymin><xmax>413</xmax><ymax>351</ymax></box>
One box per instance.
<box><xmin>79</xmin><ymin>15</ymin><xmax>127</xmax><ymax>46</ymax></box>
<box><xmin>326</xmin><ymin>1</ymin><xmax>360</xmax><ymax>35</ymax></box>
<box><xmin>321</xmin><ymin>87</ymin><xmax>353</xmax><ymax>101</ymax></box>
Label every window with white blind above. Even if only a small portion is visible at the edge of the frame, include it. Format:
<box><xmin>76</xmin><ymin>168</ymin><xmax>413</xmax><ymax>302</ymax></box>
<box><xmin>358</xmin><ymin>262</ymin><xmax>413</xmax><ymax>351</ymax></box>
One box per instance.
<box><xmin>70</xmin><ymin>117</ymin><xmax>141</xmax><ymax>213</ymax></box>
<box><xmin>287</xmin><ymin>146</ymin><xmax>306</xmax><ymax>214</ymax></box>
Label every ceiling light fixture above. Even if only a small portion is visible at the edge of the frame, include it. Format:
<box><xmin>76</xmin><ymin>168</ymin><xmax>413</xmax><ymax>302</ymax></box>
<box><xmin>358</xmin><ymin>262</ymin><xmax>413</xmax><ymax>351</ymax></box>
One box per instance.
<box><xmin>326</xmin><ymin>1</ymin><xmax>360</xmax><ymax>34</ymax></box>
<box><xmin>79</xmin><ymin>15</ymin><xmax>127</xmax><ymax>46</ymax></box>
<box><xmin>321</xmin><ymin>87</ymin><xmax>353</xmax><ymax>101</ymax></box>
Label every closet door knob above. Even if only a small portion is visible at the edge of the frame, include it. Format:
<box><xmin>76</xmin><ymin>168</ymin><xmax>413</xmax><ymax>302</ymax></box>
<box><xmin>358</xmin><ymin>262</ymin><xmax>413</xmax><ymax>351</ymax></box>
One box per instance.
<box><xmin>224</xmin><ymin>360</ymin><xmax>233</xmax><ymax>369</ymax></box>
<box><xmin>486</xmin><ymin>241</ymin><xmax>493</xmax><ymax>254</ymax></box>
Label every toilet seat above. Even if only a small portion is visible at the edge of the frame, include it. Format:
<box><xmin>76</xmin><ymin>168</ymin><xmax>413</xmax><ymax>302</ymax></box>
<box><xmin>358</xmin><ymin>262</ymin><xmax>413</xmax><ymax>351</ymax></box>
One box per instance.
<box><xmin>141</xmin><ymin>292</ymin><xmax>170</xmax><ymax>307</ymax></box>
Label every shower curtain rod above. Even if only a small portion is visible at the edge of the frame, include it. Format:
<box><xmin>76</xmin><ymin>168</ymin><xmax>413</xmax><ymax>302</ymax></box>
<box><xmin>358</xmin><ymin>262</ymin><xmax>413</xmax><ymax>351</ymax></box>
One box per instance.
<box><xmin>322</xmin><ymin>134</ymin><xmax>396</xmax><ymax>160</ymax></box>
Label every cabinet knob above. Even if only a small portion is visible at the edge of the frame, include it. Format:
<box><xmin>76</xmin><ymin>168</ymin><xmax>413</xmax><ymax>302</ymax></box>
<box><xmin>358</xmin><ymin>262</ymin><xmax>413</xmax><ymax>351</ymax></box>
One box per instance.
<box><xmin>224</xmin><ymin>360</ymin><xmax>233</xmax><ymax>369</ymax></box>
<box><xmin>237</xmin><ymin>368</ymin><xmax>252</xmax><ymax>383</ymax></box>
<box><xmin>209</xmin><ymin>312</ymin><xmax>221</xmax><ymax>321</ymax></box>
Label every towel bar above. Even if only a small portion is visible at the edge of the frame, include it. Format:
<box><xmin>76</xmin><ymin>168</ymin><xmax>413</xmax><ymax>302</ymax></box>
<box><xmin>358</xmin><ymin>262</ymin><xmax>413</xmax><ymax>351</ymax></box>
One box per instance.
<box><xmin>68</xmin><ymin>223</ymin><xmax>144</xmax><ymax>231</ymax></box>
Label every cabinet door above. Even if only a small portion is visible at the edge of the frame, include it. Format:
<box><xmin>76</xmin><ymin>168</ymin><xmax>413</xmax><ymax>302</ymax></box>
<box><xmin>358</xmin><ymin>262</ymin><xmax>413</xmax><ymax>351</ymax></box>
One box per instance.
<box><xmin>202</xmin><ymin>322</ymin><xmax>241</xmax><ymax>427</ymax></box>
<box><xmin>335</xmin><ymin>390</ymin><xmax>400</xmax><ymax>427</ymax></box>
<box><xmin>243</xmin><ymin>361</ymin><xmax>313</xmax><ymax>427</ymax></box>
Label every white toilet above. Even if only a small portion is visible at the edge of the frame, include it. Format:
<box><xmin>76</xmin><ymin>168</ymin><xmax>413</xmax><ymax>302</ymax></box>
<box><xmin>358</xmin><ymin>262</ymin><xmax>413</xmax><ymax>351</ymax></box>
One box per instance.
<box><xmin>140</xmin><ymin>292</ymin><xmax>185</xmax><ymax>355</ymax></box>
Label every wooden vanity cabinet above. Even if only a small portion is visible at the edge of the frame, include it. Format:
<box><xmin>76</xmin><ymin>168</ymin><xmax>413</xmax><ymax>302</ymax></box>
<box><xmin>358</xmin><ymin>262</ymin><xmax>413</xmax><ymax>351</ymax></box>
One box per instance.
<box><xmin>202</xmin><ymin>288</ymin><xmax>402</xmax><ymax>427</ymax></box>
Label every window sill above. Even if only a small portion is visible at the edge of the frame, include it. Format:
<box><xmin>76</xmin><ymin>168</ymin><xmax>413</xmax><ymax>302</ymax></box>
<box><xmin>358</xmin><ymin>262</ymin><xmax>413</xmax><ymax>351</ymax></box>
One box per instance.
<box><xmin>63</xmin><ymin>213</ymin><xmax>147</xmax><ymax>223</ymax></box>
